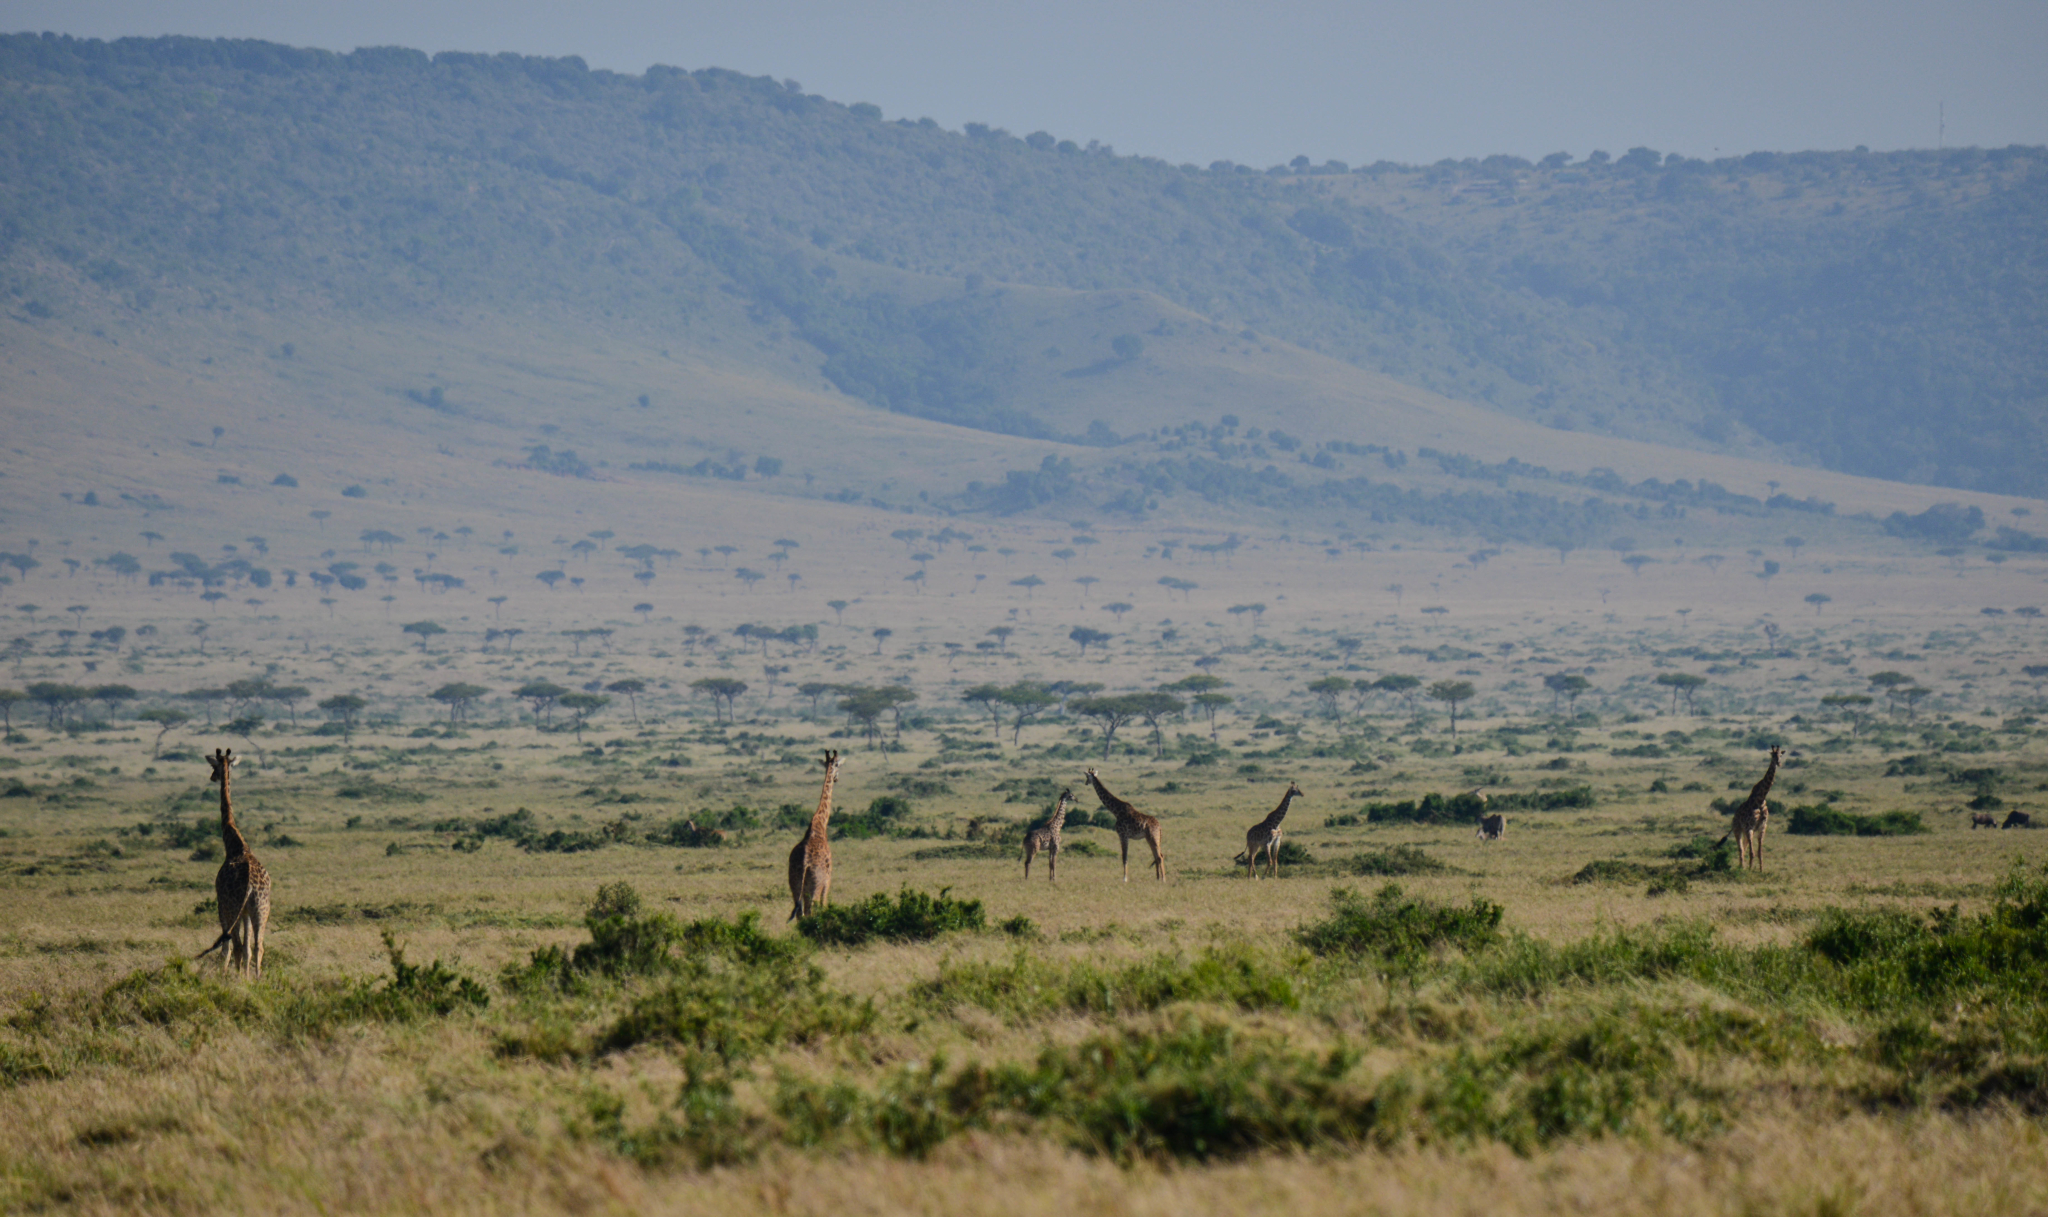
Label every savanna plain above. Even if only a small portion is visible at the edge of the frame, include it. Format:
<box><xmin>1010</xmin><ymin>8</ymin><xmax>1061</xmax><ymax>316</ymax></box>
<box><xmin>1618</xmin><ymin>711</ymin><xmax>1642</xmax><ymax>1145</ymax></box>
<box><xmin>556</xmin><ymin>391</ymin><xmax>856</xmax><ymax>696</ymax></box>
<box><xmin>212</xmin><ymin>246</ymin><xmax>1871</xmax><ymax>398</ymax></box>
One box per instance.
<box><xmin>1</xmin><ymin>501</ymin><xmax>2045</xmax><ymax>1217</ymax></box>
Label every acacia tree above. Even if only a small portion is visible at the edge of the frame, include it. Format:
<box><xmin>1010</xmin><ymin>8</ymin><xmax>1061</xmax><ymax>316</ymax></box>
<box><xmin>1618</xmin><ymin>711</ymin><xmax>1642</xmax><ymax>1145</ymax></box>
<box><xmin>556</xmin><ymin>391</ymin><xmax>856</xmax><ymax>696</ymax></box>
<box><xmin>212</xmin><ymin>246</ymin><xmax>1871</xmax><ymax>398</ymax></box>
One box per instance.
<box><xmin>225</xmin><ymin>713</ymin><xmax>266</xmax><ymax>765</ymax></box>
<box><xmin>872</xmin><ymin>627</ymin><xmax>893</xmax><ymax>655</ymax></box>
<box><xmin>1130</xmin><ymin>691</ymin><xmax>1185</xmax><ymax>760</ymax></box>
<box><xmin>606</xmin><ymin>678</ymin><xmax>647</xmax><ymax>725</ymax></box>
<box><xmin>1102</xmin><ymin>602</ymin><xmax>1133</xmax><ymax>622</ymax></box>
<box><xmin>318</xmin><ymin>693</ymin><xmax>367</xmax><ymax>742</ymax></box>
<box><xmin>798</xmin><ymin>681</ymin><xmax>835</xmax><ymax>718</ymax></box>
<box><xmin>1541</xmin><ymin>672</ymin><xmax>1592</xmax><ymax>717</ymax></box>
<box><xmin>690</xmin><ymin>677</ymin><xmax>747</xmax><ymax>724</ymax></box>
<box><xmin>1071</xmin><ymin>694</ymin><xmax>1140</xmax><ymax>760</ymax></box>
<box><xmin>836</xmin><ymin>685</ymin><xmax>890</xmax><ymax>748</ymax></box>
<box><xmin>136</xmin><ymin>706</ymin><xmax>190</xmax><ymax>757</ymax></box>
<box><xmin>1654</xmin><ymin>672</ymin><xmax>1707</xmax><ymax>714</ymax></box>
<box><xmin>1867</xmin><ymin>670</ymin><xmax>1912</xmax><ymax>714</ymax></box>
<box><xmin>1427</xmin><ymin>679</ymin><xmax>1477</xmax><ymax>736</ymax></box>
<box><xmin>1069</xmin><ymin>626</ymin><xmax>1111</xmax><ymax>658</ymax></box>
<box><xmin>430</xmin><ymin>682</ymin><xmax>489</xmax><ymax>725</ymax></box>
<box><xmin>558</xmin><ymin>692</ymin><xmax>608</xmax><ymax>741</ymax></box>
<box><xmin>401</xmin><ymin>620</ymin><xmax>446</xmax><ymax>651</ymax></box>
<box><xmin>1307</xmin><ymin>675</ymin><xmax>1350</xmax><ymax>720</ymax></box>
<box><xmin>962</xmin><ymin>683</ymin><xmax>1005</xmax><ymax>738</ymax></box>
<box><xmin>516</xmin><ymin>680</ymin><xmax>569</xmax><ymax>725</ymax></box>
<box><xmin>999</xmin><ymin>682</ymin><xmax>1059</xmax><ymax>745</ymax></box>
<box><xmin>1372</xmin><ymin>673</ymin><xmax>1422</xmax><ymax>719</ymax></box>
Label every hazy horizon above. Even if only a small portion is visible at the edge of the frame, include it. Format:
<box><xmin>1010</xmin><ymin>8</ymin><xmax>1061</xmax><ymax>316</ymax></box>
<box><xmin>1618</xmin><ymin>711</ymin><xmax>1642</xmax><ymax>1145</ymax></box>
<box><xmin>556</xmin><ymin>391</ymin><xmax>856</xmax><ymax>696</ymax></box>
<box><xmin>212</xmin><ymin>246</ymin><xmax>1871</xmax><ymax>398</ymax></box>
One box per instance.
<box><xmin>4</xmin><ymin>0</ymin><xmax>2044</xmax><ymax>168</ymax></box>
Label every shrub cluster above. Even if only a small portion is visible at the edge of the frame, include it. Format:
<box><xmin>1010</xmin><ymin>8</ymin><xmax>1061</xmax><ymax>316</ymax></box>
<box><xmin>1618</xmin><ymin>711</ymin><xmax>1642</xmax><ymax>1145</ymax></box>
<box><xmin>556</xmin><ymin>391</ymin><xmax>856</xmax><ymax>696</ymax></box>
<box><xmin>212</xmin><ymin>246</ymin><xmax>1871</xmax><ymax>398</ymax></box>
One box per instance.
<box><xmin>795</xmin><ymin>886</ymin><xmax>985</xmax><ymax>946</ymax></box>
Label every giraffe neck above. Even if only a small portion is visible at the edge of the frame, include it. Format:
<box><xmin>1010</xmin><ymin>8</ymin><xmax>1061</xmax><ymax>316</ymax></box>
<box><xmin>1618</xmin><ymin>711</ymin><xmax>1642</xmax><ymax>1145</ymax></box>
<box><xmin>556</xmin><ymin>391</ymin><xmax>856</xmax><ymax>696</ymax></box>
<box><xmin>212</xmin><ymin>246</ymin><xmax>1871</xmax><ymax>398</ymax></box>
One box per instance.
<box><xmin>1087</xmin><ymin>772</ymin><xmax>1131</xmax><ymax>819</ymax></box>
<box><xmin>219</xmin><ymin>775</ymin><xmax>249</xmax><ymax>859</ymax></box>
<box><xmin>809</xmin><ymin>764</ymin><xmax>839</xmax><ymax>840</ymax></box>
<box><xmin>1264</xmin><ymin>788</ymin><xmax>1298</xmax><ymax>828</ymax></box>
<box><xmin>1048</xmin><ymin>796</ymin><xmax>1071</xmax><ymax>833</ymax></box>
<box><xmin>1748</xmin><ymin>756</ymin><xmax>1780</xmax><ymax>808</ymax></box>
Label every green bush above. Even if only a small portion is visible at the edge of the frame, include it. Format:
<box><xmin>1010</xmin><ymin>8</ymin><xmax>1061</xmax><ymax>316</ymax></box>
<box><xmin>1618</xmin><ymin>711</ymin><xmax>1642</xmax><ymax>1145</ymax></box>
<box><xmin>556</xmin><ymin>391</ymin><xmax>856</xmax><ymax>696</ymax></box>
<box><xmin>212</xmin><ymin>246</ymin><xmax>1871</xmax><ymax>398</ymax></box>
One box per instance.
<box><xmin>1785</xmin><ymin>804</ymin><xmax>1928</xmax><ymax>836</ymax></box>
<box><xmin>506</xmin><ymin>884</ymin><xmax>800</xmax><ymax>994</ymax></box>
<box><xmin>832</xmin><ymin>795</ymin><xmax>916</xmax><ymax>840</ymax></box>
<box><xmin>777</xmin><ymin>1019</ymin><xmax>1375</xmax><ymax>1162</ymax></box>
<box><xmin>912</xmin><ymin>944</ymin><xmax>1302</xmax><ymax>1022</ymax></box>
<box><xmin>597</xmin><ymin>955</ymin><xmax>871</xmax><ymax>1062</ymax></box>
<box><xmin>1295</xmin><ymin>885</ymin><xmax>1503</xmax><ymax>965</ymax></box>
<box><xmin>796</xmin><ymin>886</ymin><xmax>984</xmax><ymax>946</ymax></box>
<box><xmin>1344</xmin><ymin>844</ymin><xmax>1454</xmax><ymax>876</ymax></box>
<box><xmin>1799</xmin><ymin>861</ymin><xmax>2048</xmax><ymax>1010</ymax></box>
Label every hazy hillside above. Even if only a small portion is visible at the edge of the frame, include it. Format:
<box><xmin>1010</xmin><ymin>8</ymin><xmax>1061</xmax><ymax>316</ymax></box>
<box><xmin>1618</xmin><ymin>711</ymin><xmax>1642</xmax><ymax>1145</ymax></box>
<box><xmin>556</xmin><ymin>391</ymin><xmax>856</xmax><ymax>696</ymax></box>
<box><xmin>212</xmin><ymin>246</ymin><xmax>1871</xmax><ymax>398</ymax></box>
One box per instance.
<box><xmin>0</xmin><ymin>33</ymin><xmax>2043</xmax><ymax>497</ymax></box>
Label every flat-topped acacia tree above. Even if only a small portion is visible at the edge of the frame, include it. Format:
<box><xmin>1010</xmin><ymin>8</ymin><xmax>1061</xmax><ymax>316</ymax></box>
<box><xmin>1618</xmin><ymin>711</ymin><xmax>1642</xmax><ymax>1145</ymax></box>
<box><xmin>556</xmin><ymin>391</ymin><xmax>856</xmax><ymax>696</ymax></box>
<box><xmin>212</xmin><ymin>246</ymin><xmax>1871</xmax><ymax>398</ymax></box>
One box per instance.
<box><xmin>1427</xmin><ymin>680</ymin><xmax>1476</xmax><ymax>736</ymax></box>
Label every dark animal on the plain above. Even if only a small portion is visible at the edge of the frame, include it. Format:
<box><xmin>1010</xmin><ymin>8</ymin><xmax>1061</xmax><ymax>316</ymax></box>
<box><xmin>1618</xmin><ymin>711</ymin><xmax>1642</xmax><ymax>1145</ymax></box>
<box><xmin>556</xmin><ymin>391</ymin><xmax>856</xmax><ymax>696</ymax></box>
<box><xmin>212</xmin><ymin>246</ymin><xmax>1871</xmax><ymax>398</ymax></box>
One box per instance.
<box><xmin>2002</xmin><ymin>810</ymin><xmax>2033</xmax><ymax>830</ymax></box>
<box><xmin>1476</xmin><ymin>812</ymin><xmax>1506</xmax><ymax>841</ymax></box>
<box><xmin>1971</xmin><ymin>812</ymin><xmax>1997</xmax><ymax>829</ymax></box>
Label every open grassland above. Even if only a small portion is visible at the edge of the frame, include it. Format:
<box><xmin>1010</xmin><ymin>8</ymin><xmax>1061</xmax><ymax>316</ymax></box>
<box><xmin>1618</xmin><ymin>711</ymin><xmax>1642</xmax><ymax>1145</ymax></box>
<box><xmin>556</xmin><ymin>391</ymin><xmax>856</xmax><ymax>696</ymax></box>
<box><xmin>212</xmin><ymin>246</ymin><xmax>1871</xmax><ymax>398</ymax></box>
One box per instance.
<box><xmin>2</xmin><ymin>433</ymin><xmax>2046</xmax><ymax>1214</ymax></box>
<box><xmin>1</xmin><ymin>516</ymin><xmax>2046</xmax><ymax>1212</ymax></box>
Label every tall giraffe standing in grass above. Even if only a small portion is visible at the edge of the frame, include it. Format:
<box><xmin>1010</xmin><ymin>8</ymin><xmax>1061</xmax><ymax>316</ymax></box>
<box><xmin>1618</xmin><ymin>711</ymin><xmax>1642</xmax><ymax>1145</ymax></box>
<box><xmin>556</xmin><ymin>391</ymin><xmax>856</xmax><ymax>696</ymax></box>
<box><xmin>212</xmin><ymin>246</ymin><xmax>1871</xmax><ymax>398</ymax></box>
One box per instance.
<box><xmin>1720</xmin><ymin>745</ymin><xmax>1784</xmax><ymax>873</ymax></box>
<box><xmin>1084</xmin><ymin>768</ymin><xmax>1164</xmax><ymax>881</ymax></box>
<box><xmin>1022</xmin><ymin>788</ymin><xmax>1075</xmax><ymax>881</ymax></box>
<box><xmin>787</xmin><ymin>750</ymin><xmax>841</xmax><ymax>920</ymax></box>
<box><xmin>1242</xmin><ymin>781</ymin><xmax>1303</xmax><ymax>878</ymax></box>
<box><xmin>199</xmin><ymin>748</ymin><xmax>270</xmax><ymax>976</ymax></box>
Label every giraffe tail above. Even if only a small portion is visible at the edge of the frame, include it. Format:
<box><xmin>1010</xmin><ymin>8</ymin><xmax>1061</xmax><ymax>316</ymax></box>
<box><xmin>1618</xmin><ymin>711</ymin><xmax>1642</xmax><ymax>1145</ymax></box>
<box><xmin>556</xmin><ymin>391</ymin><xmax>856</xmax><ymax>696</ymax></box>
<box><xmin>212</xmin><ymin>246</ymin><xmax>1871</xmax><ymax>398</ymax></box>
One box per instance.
<box><xmin>196</xmin><ymin>889</ymin><xmax>257</xmax><ymax>962</ymax></box>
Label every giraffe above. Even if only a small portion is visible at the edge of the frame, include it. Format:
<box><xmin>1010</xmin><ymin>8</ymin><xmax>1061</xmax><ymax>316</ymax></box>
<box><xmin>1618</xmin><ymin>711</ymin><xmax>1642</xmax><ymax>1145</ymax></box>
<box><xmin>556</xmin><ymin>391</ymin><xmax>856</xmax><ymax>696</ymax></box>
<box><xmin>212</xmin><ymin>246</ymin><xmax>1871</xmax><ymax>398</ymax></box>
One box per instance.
<box><xmin>1083</xmin><ymin>768</ymin><xmax>1164</xmax><ymax>881</ymax></box>
<box><xmin>1242</xmin><ymin>781</ymin><xmax>1303</xmax><ymax>878</ymax></box>
<box><xmin>1720</xmin><ymin>745</ymin><xmax>1783</xmax><ymax>872</ymax></box>
<box><xmin>1022</xmin><ymin>788</ymin><xmax>1075</xmax><ymax>881</ymax></box>
<box><xmin>197</xmin><ymin>747</ymin><xmax>270</xmax><ymax>976</ymax></box>
<box><xmin>787</xmin><ymin>750</ymin><xmax>841</xmax><ymax>920</ymax></box>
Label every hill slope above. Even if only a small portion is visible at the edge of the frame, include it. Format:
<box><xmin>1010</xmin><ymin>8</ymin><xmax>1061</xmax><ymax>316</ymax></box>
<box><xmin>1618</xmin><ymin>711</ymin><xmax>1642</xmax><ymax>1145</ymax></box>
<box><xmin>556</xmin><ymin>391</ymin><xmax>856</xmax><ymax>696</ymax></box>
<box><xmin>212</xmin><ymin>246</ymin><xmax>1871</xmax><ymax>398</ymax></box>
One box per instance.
<box><xmin>0</xmin><ymin>33</ymin><xmax>2043</xmax><ymax>500</ymax></box>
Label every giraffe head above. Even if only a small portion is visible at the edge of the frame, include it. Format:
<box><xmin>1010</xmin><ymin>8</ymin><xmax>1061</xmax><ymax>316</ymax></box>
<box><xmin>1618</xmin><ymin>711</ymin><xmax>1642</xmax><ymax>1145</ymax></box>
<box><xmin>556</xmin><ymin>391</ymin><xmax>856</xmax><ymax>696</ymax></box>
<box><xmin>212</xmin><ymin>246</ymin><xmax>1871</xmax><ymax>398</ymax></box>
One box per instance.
<box><xmin>1286</xmin><ymin>781</ymin><xmax>1305</xmax><ymax>799</ymax></box>
<box><xmin>1768</xmin><ymin>745</ymin><xmax>1784</xmax><ymax>766</ymax></box>
<box><xmin>1056</xmin><ymin>788</ymin><xmax>1074</xmax><ymax>811</ymax></box>
<box><xmin>207</xmin><ymin>747</ymin><xmax>235</xmax><ymax>784</ymax></box>
<box><xmin>820</xmin><ymin>749</ymin><xmax>840</xmax><ymax>775</ymax></box>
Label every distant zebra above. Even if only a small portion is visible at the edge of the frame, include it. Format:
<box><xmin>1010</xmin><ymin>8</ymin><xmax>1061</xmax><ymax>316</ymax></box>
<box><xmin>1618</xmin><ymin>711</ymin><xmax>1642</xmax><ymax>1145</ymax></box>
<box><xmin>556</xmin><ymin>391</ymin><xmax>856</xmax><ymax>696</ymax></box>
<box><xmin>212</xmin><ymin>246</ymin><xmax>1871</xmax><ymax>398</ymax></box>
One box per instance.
<box><xmin>2003</xmin><ymin>810</ymin><xmax>2033</xmax><ymax>830</ymax></box>
<box><xmin>1476</xmin><ymin>812</ymin><xmax>1506</xmax><ymax>841</ymax></box>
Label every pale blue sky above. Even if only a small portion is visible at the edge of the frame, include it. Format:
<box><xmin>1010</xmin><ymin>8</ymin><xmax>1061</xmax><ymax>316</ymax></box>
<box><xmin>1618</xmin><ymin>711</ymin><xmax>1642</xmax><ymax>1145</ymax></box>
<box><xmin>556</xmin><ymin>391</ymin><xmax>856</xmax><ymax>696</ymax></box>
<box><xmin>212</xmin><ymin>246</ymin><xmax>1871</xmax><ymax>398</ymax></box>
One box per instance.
<box><xmin>4</xmin><ymin>0</ymin><xmax>2042</xmax><ymax>166</ymax></box>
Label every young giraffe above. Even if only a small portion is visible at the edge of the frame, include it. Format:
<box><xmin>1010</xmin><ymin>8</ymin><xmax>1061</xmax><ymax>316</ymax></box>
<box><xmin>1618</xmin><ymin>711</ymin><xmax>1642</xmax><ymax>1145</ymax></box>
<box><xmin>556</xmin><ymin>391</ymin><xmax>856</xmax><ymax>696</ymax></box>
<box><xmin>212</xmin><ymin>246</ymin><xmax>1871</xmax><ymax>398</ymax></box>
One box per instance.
<box><xmin>1720</xmin><ymin>745</ymin><xmax>1784</xmax><ymax>873</ymax></box>
<box><xmin>1242</xmin><ymin>781</ymin><xmax>1304</xmax><ymax>879</ymax></box>
<box><xmin>199</xmin><ymin>748</ymin><xmax>270</xmax><ymax>976</ymax></box>
<box><xmin>1083</xmin><ymin>768</ymin><xmax>1164</xmax><ymax>881</ymax></box>
<box><xmin>1022</xmin><ymin>789</ymin><xmax>1075</xmax><ymax>882</ymax></box>
<box><xmin>787</xmin><ymin>750</ymin><xmax>841</xmax><ymax>920</ymax></box>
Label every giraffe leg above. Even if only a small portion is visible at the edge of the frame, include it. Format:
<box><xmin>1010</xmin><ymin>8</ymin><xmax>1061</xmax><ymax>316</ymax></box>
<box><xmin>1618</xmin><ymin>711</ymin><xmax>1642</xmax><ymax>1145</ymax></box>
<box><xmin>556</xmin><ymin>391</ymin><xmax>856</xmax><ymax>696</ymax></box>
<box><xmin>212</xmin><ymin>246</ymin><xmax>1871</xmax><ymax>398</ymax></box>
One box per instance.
<box><xmin>1023</xmin><ymin>837</ymin><xmax>1036</xmax><ymax>879</ymax></box>
<box><xmin>1272</xmin><ymin>833</ymin><xmax>1282</xmax><ymax>879</ymax></box>
<box><xmin>1120</xmin><ymin>835</ymin><xmax>1131</xmax><ymax>882</ymax></box>
<box><xmin>1048</xmin><ymin>842</ymin><xmax>1057</xmax><ymax>883</ymax></box>
<box><xmin>1151</xmin><ymin>830</ymin><xmax>1164</xmax><ymax>880</ymax></box>
<box><xmin>251</xmin><ymin>901</ymin><xmax>267</xmax><ymax>978</ymax></box>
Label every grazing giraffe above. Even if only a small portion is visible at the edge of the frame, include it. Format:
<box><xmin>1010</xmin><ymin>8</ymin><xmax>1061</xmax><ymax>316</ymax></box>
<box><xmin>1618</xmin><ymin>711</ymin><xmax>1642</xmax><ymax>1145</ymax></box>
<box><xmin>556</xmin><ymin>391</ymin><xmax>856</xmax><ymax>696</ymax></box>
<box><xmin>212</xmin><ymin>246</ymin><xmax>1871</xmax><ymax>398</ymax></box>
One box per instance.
<box><xmin>197</xmin><ymin>748</ymin><xmax>270</xmax><ymax>976</ymax></box>
<box><xmin>1083</xmin><ymin>768</ymin><xmax>1164</xmax><ymax>881</ymax></box>
<box><xmin>1719</xmin><ymin>745</ymin><xmax>1784</xmax><ymax>872</ymax></box>
<box><xmin>1022</xmin><ymin>788</ymin><xmax>1075</xmax><ymax>881</ymax></box>
<box><xmin>1242</xmin><ymin>781</ymin><xmax>1304</xmax><ymax>878</ymax></box>
<box><xmin>787</xmin><ymin>750</ymin><xmax>841</xmax><ymax>920</ymax></box>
